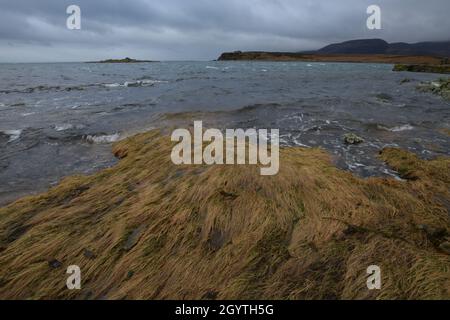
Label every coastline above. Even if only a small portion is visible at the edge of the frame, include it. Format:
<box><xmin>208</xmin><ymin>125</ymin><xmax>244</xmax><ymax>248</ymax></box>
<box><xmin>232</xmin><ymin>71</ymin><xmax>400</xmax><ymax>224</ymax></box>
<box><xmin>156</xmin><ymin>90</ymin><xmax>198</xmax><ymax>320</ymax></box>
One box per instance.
<box><xmin>218</xmin><ymin>52</ymin><xmax>445</xmax><ymax>65</ymax></box>
<box><xmin>0</xmin><ymin>129</ymin><xmax>449</xmax><ymax>299</ymax></box>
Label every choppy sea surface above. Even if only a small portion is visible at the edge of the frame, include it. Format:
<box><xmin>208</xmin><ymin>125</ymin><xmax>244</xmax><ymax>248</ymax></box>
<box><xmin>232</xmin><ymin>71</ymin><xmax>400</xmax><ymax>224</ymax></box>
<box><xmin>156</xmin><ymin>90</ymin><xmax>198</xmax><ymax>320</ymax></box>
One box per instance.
<box><xmin>0</xmin><ymin>61</ymin><xmax>449</xmax><ymax>205</ymax></box>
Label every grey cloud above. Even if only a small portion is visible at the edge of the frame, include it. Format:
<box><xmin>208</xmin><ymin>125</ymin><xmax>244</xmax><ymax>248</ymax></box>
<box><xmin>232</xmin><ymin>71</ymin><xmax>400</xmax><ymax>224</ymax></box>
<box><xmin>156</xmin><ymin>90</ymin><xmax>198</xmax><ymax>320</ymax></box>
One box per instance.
<box><xmin>0</xmin><ymin>0</ymin><xmax>448</xmax><ymax>62</ymax></box>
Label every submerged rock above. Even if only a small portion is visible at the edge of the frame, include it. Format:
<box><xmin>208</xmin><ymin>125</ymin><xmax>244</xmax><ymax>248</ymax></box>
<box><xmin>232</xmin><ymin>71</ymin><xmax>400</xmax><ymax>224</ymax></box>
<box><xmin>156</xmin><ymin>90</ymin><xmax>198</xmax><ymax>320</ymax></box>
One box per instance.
<box><xmin>343</xmin><ymin>133</ymin><xmax>364</xmax><ymax>145</ymax></box>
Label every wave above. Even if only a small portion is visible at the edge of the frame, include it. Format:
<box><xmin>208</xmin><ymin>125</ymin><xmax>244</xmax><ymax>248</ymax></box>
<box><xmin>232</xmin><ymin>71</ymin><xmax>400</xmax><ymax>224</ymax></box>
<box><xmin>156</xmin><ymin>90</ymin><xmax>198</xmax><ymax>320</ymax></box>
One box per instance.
<box><xmin>0</xmin><ymin>85</ymin><xmax>88</xmax><ymax>95</ymax></box>
<box><xmin>103</xmin><ymin>79</ymin><xmax>167</xmax><ymax>88</ymax></box>
<box><xmin>55</xmin><ymin>124</ymin><xmax>74</xmax><ymax>132</ymax></box>
<box><xmin>377</xmin><ymin>124</ymin><xmax>414</xmax><ymax>132</ymax></box>
<box><xmin>84</xmin><ymin>133</ymin><xmax>121</xmax><ymax>144</ymax></box>
<box><xmin>0</xmin><ymin>79</ymin><xmax>168</xmax><ymax>94</ymax></box>
<box><xmin>54</xmin><ymin>124</ymin><xmax>86</xmax><ymax>132</ymax></box>
<box><xmin>1</xmin><ymin>129</ymin><xmax>22</xmax><ymax>142</ymax></box>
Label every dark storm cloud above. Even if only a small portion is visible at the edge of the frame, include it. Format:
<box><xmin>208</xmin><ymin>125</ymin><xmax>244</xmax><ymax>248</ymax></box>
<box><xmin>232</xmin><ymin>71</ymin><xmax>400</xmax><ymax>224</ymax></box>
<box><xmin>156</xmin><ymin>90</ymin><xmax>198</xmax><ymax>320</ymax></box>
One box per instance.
<box><xmin>0</xmin><ymin>0</ymin><xmax>448</xmax><ymax>62</ymax></box>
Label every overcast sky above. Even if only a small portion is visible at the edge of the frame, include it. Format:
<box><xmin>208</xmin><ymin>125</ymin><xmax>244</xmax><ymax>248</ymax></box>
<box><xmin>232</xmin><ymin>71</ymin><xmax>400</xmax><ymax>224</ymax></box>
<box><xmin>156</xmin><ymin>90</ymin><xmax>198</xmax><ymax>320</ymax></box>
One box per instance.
<box><xmin>0</xmin><ymin>0</ymin><xmax>449</xmax><ymax>62</ymax></box>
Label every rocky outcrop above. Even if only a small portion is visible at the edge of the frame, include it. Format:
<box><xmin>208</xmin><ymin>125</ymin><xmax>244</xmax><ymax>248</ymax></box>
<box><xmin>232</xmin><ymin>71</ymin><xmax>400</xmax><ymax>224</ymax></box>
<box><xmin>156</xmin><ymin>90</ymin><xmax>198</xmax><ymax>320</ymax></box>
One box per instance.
<box><xmin>343</xmin><ymin>133</ymin><xmax>364</xmax><ymax>145</ymax></box>
<box><xmin>87</xmin><ymin>57</ymin><xmax>156</xmax><ymax>63</ymax></box>
<box><xmin>417</xmin><ymin>78</ymin><xmax>450</xmax><ymax>100</ymax></box>
<box><xmin>218</xmin><ymin>52</ymin><xmax>444</xmax><ymax>65</ymax></box>
<box><xmin>393</xmin><ymin>64</ymin><xmax>450</xmax><ymax>74</ymax></box>
<box><xmin>218</xmin><ymin>38</ymin><xmax>450</xmax><ymax>64</ymax></box>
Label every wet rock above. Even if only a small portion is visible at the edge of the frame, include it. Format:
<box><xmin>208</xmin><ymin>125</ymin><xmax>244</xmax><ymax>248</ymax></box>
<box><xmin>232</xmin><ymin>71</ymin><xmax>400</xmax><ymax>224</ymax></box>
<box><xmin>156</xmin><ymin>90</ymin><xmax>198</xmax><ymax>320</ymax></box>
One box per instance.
<box><xmin>219</xmin><ymin>190</ymin><xmax>238</xmax><ymax>200</ymax></box>
<box><xmin>83</xmin><ymin>249</ymin><xmax>96</xmax><ymax>259</ymax></box>
<box><xmin>48</xmin><ymin>259</ymin><xmax>62</xmax><ymax>269</ymax></box>
<box><xmin>417</xmin><ymin>78</ymin><xmax>450</xmax><ymax>100</ymax></box>
<box><xmin>418</xmin><ymin>224</ymin><xmax>447</xmax><ymax>239</ymax></box>
<box><xmin>343</xmin><ymin>133</ymin><xmax>364</xmax><ymax>145</ymax></box>
<box><xmin>439</xmin><ymin>242</ymin><xmax>450</xmax><ymax>254</ymax></box>
<box><xmin>206</xmin><ymin>228</ymin><xmax>227</xmax><ymax>251</ymax></box>
<box><xmin>123</xmin><ymin>226</ymin><xmax>145</xmax><ymax>251</ymax></box>
<box><xmin>202</xmin><ymin>290</ymin><xmax>219</xmax><ymax>300</ymax></box>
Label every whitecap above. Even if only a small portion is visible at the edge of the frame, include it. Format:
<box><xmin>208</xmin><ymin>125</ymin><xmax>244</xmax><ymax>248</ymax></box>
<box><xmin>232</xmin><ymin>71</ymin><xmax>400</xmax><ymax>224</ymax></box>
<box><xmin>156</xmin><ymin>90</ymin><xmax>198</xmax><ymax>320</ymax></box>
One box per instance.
<box><xmin>390</xmin><ymin>124</ymin><xmax>414</xmax><ymax>132</ymax></box>
<box><xmin>382</xmin><ymin>169</ymin><xmax>405</xmax><ymax>181</ymax></box>
<box><xmin>104</xmin><ymin>83</ymin><xmax>121</xmax><ymax>88</ymax></box>
<box><xmin>378</xmin><ymin>124</ymin><xmax>414</xmax><ymax>132</ymax></box>
<box><xmin>292</xmin><ymin>138</ymin><xmax>309</xmax><ymax>148</ymax></box>
<box><xmin>2</xmin><ymin>129</ymin><xmax>22</xmax><ymax>142</ymax></box>
<box><xmin>206</xmin><ymin>66</ymin><xmax>219</xmax><ymax>70</ymax></box>
<box><xmin>85</xmin><ymin>133</ymin><xmax>120</xmax><ymax>144</ymax></box>
<box><xmin>55</xmin><ymin>124</ymin><xmax>74</xmax><ymax>131</ymax></box>
<box><xmin>104</xmin><ymin>79</ymin><xmax>167</xmax><ymax>88</ymax></box>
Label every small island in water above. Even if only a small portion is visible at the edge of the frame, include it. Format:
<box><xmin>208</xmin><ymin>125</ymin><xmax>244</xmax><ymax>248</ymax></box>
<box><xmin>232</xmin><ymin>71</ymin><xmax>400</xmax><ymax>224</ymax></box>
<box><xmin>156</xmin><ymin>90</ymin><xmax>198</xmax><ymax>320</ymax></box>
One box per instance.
<box><xmin>87</xmin><ymin>57</ymin><xmax>157</xmax><ymax>63</ymax></box>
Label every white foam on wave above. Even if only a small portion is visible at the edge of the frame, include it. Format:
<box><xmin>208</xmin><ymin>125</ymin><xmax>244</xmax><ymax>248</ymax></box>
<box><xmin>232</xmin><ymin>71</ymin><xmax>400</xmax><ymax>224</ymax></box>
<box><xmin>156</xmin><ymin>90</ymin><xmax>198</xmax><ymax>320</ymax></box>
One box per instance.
<box><xmin>382</xmin><ymin>169</ymin><xmax>405</xmax><ymax>181</ymax></box>
<box><xmin>206</xmin><ymin>66</ymin><xmax>219</xmax><ymax>70</ymax></box>
<box><xmin>55</xmin><ymin>124</ymin><xmax>74</xmax><ymax>131</ymax></box>
<box><xmin>85</xmin><ymin>133</ymin><xmax>120</xmax><ymax>144</ymax></box>
<box><xmin>54</xmin><ymin>124</ymin><xmax>86</xmax><ymax>131</ymax></box>
<box><xmin>2</xmin><ymin>129</ymin><xmax>22</xmax><ymax>142</ymax></box>
<box><xmin>378</xmin><ymin>124</ymin><xmax>414</xmax><ymax>132</ymax></box>
<box><xmin>104</xmin><ymin>83</ymin><xmax>121</xmax><ymax>88</ymax></box>
<box><xmin>104</xmin><ymin>79</ymin><xmax>167</xmax><ymax>88</ymax></box>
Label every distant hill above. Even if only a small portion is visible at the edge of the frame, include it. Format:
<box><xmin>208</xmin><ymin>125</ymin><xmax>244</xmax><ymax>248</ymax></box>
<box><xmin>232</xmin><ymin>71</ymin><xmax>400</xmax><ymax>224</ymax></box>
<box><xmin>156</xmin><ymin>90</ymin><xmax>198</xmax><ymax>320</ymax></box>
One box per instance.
<box><xmin>316</xmin><ymin>39</ymin><xmax>450</xmax><ymax>57</ymax></box>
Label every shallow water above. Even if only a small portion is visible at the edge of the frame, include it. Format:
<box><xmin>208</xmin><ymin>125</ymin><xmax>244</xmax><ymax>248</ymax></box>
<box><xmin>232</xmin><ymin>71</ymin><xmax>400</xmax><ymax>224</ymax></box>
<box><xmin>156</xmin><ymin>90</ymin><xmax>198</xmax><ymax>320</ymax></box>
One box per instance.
<box><xmin>0</xmin><ymin>61</ymin><xmax>449</xmax><ymax>205</ymax></box>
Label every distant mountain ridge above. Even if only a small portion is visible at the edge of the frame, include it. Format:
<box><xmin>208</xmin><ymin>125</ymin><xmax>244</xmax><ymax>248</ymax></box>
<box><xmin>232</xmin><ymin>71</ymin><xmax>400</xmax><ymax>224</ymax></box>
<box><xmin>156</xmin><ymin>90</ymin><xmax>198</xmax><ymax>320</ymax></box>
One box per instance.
<box><xmin>315</xmin><ymin>39</ymin><xmax>450</xmax><ymax>57</ymax></box>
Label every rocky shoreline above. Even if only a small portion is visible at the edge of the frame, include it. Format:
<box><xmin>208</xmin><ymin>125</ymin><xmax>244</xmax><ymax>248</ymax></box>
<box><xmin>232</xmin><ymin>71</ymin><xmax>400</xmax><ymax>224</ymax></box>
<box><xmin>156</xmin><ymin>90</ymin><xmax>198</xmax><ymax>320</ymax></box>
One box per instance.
<box><xmin>218</xmin><ymin>51</ymin><xmax>445</xmax><ymax>65</ymax></box>
<box><xmin>393</xmin><ymin>64</ymin><xmax>450</xmax><ymax>74</ymax></box>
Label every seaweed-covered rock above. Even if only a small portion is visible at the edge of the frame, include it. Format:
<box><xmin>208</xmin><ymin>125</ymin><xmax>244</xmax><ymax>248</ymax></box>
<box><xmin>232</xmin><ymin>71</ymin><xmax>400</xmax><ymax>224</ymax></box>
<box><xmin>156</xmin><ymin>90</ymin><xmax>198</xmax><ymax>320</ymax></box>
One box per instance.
<box><xmin>417</xmin><ymin>78</ymin><xmax>450</xmax><ymax>100</ymax></box>
<box><xmin>343</xmin><ymin>133</ymin><xmax>364</xmax><ymax>145</ymax></box>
